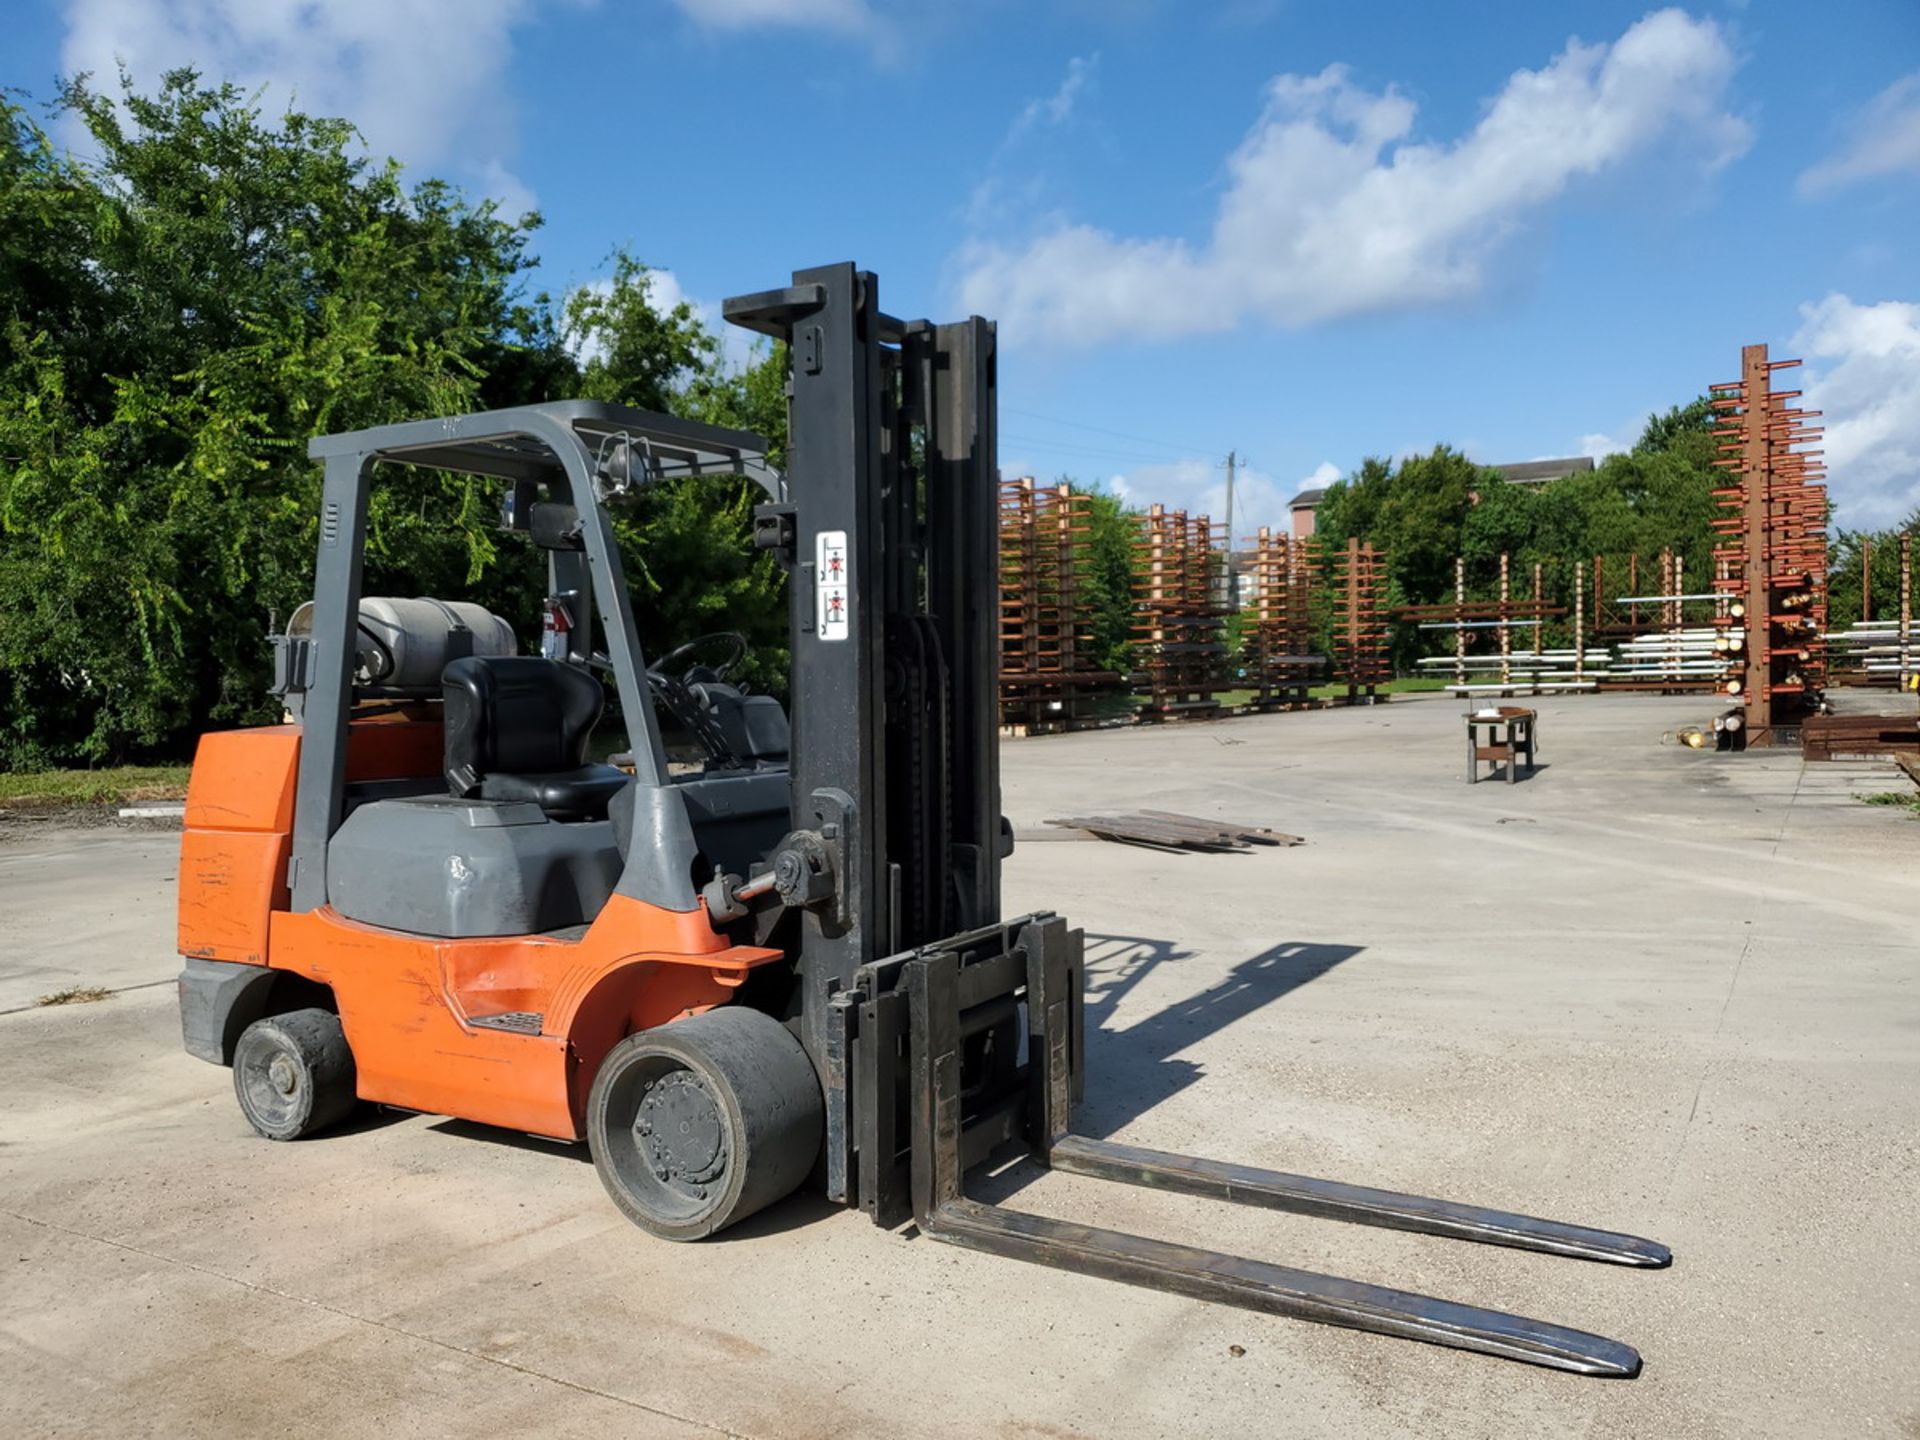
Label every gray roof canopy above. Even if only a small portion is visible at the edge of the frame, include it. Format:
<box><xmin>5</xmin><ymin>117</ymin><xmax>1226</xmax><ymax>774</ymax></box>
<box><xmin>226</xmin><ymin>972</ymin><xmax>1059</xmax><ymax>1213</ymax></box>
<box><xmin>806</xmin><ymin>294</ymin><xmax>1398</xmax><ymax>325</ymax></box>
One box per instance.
<box><xmin>308</xmin><ymin>400</ymin><xmax>781</xmax><ymax>500</ymax></box>
<box><xmin>1487</xmin><ymin>457</ymin><xmax>1595</xmax><ymax>486</ymax></box>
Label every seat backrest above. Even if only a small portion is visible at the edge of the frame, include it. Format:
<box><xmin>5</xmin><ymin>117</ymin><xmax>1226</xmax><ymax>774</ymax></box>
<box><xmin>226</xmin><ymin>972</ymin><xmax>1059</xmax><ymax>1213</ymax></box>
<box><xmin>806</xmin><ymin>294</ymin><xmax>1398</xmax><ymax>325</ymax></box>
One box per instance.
<box><xmin>688</xmin><ymin>683</ymin><xmax>791</xmax><ymax>765</ymax></box>
<box><xmin>443</xmin><ymin>656</ymin><xmax>604</xmax><ymax>798</ymax></box>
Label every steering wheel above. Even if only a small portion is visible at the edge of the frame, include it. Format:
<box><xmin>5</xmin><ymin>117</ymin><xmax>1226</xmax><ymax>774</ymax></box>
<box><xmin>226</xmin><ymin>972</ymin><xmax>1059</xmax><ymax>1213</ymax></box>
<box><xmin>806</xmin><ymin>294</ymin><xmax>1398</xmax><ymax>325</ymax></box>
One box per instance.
<box><xmin>649</xmin><ymin>630</ymin><xmax>748</xmax><ymax>686</ymax></box>
<box><xmin>646</xmin><ymin>631</ymin><xmax>749</xmax><ymax>767</ymax></box>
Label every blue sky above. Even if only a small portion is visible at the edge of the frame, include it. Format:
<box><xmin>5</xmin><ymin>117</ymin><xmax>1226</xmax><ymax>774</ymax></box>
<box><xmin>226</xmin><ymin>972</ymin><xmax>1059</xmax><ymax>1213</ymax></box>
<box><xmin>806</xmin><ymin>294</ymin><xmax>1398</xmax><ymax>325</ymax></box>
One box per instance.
<box><xmin>9</xmin><ymin>0</ymin><xmax>1919</xmax><ymax>532</ymax></box>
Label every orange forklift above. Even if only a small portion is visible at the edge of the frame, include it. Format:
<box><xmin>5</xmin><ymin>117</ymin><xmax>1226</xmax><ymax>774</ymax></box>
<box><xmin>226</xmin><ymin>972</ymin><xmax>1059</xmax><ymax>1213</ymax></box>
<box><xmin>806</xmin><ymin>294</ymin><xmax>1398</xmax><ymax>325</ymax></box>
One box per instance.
<box><xmin>177</xmin><ymin>263</ymin><xmax>1669</xmax><ymax>1371</ymax></box>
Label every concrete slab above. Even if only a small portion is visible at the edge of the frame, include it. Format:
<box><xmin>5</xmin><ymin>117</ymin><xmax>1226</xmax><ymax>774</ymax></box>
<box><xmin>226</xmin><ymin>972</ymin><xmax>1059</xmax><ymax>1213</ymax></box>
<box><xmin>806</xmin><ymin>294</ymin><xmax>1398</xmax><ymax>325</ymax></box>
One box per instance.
<box><xmin>2</xmin><ymin>693</ymin><xmax>1916</xmax><ymax>1437</ymax></box>
<box><xmin>0</xmin><ymin>824</ymin><xmax>180</xmax><ymax>1012</ymax></box>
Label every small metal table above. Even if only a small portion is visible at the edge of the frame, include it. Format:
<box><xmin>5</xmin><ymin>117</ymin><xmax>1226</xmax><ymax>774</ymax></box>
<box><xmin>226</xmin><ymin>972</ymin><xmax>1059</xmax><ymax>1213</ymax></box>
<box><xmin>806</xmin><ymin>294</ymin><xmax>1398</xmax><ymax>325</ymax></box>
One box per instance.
<box><xmin>1466</xmin><ymin>706</ymin><xmax>1537</xmax><ymax>784</ymax></box>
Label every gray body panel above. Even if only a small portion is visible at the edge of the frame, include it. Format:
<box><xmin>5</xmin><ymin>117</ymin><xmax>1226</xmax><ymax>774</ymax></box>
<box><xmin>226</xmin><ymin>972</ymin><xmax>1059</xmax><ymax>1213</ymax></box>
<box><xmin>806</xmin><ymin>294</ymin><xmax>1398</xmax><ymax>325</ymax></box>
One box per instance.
<box><xmin>292</xmin><ymin>403</ymin><xmax>774</xmax><ymax>917</ymax></box>
<box><xmin>177</xmin><ymin>957</ymin><xmax>277</xmax><ymax>1065</ymax></box>
<box><xmin>673</xmin><ymin>770</ymin><xmax>791</xmax><ymax>879</ymax></box>
<box><xmin>326</xmin><ymin>796</ymin><xmax>622</xmax><ymax>938</ymax></box>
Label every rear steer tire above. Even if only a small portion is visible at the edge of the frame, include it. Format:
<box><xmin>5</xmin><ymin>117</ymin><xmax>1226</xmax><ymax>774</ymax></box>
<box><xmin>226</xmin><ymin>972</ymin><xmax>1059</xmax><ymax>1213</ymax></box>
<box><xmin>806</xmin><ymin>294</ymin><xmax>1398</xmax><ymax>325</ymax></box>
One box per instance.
<box><xmin>232</xmin><ymin>1008</ymin><xmax>357</xmax><ymax>1141</ymax></box>
<box><xmin>587</xmin><ymin>1006</ymin><xmax>822</xmax><ymax>1241</ymax></box>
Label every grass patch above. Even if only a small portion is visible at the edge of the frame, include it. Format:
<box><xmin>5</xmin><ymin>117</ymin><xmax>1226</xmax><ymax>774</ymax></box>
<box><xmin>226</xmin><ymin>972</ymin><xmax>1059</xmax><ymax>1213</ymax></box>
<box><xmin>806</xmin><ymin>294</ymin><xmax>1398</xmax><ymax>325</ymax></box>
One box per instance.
<box><xmin>36</xmin><ymin>985</ymin><xmax>114</xmax><ymax>1006</ymax></box>
<box><xmin>0</xmin><ymin>765</ymin><xmax>191</xmax><ymax>810</ymax></box>
<box><xmin>1854</xmin><ymin>791</ymin><xmax>1920</xmax><ymax>817</ymax></box>
<box><xmin>1307</xmin><ymin>676</ymin><xmax>1452</xmax><ymax>700</ymax></box>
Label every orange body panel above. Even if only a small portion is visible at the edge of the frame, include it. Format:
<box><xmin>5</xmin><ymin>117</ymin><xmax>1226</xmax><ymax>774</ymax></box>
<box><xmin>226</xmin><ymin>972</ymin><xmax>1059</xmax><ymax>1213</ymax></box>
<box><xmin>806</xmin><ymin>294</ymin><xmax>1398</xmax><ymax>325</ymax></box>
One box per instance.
<box><xmin>177</xmin><ymin>718</ymin><xmax>446</xmax><ymax>962</ymax></box>
<box><xmin>268</xmin><ymin>896</ymin><xmax>784</xmax><ymax>1138</ymax></box>
<box><xmin>183</xmin><ymin>726</ymin><xmax>301</xmax><ymax>831</ymax></box>
<box><xmin>178</xmin><ymin>828</ymin><xmax>293</xmax><ymax>963</ymax></box>
<box><xmin>181</xmin><ymin>719</ymin><xmax>789</xmax><ymax>1141</ymax></box>
<box><xmin>178</xmin><ymin>728</ymin><xmax>301</xmax><ymax>961</ymax></box>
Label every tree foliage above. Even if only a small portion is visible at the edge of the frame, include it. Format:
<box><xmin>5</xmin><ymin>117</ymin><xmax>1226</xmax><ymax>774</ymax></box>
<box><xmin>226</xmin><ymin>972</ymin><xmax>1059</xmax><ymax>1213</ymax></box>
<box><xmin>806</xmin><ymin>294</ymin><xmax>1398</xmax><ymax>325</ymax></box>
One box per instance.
<box><xmin>0</xmin><ymin>74</ymin><xmax>787</xmax><ymax>767</ymax></box>
<box><xmin>556</xmin><ymin>248</ymin><xmax>791</xmax><ymax>695</ymax></box>
<box><xmin>1307</xmin><ymin>416</ymin><xmax>1733</xmax><ymax>669</ymax></box>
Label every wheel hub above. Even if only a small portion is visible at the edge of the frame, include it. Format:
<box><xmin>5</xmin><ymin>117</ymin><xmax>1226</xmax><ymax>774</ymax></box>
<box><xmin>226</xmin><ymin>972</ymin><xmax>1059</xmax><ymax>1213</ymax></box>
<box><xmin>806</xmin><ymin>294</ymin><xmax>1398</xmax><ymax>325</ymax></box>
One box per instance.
<box><xmin>633</xmin><ymin>1071</ymin><xmax>726</xmax><ymax>1187</ymax></box>
<box><xmin>267</xmin><ymin>1054</ymin><xmax>300</xmax><ymax>1097</ymax></box>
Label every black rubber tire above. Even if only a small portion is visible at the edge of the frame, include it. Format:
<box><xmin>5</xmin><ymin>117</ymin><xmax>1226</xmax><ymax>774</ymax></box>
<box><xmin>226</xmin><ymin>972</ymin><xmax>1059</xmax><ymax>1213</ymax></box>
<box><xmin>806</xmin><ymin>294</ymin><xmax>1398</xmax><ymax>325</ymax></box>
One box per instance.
<box><xmin>232</xmin><ymin>1008</ymin><xmax>357</xmax><ymax>1141</ymax></box>
<box><xmin>587</xmin><ymin>1007</ymin><xmax>823</xmax><ymax>1241</ymax></box>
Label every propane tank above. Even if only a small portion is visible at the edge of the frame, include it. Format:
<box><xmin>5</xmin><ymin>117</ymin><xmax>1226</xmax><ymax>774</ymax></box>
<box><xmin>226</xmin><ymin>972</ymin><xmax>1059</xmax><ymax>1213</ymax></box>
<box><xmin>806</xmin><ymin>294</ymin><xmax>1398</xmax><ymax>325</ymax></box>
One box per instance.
<box><xmin>287</xmin><ymin>597</ymin><xmax>516</xmax><ymax>691</ymax></box>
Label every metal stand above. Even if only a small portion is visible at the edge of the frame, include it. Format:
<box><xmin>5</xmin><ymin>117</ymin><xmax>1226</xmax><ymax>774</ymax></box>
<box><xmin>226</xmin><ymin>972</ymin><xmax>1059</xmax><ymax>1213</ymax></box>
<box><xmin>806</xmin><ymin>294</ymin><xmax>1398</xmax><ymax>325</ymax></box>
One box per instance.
<box><xmin>1465</xmin><ymin>707</ymin><xmax>1538</xmax><ymax>784</ymax></box>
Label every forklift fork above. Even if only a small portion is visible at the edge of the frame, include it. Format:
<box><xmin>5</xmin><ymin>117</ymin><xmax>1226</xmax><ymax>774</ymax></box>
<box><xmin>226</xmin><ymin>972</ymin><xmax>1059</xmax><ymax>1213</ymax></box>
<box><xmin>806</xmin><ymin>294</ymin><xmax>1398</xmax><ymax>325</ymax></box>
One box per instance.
<box><xmin>877</xmin><ymin>916</ymin><xmax>1668</xmax><ymax>1377</ymax></box>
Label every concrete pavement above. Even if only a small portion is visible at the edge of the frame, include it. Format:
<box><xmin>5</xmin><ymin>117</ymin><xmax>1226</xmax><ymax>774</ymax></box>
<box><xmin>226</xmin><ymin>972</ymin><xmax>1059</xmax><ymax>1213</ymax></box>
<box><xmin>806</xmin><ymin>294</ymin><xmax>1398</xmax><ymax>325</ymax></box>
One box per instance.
<box><xmin>2</xmin><ymin>692</ymin><xmax>1916</xmax><ymax>1437</ymax></box>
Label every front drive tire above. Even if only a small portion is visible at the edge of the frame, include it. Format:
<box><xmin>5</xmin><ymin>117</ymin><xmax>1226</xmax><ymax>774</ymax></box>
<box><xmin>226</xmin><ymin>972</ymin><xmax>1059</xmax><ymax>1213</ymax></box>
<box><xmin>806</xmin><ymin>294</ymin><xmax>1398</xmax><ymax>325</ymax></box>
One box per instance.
<box><xmin>587</xmin><ymin>1007</ymin><xmax>823</xmax><ymax>1241</ymax></box>
<box><xmin>232</xmin><ymin>1008</ymin><xmax>357</xmax><ymax>1140</ymax></box>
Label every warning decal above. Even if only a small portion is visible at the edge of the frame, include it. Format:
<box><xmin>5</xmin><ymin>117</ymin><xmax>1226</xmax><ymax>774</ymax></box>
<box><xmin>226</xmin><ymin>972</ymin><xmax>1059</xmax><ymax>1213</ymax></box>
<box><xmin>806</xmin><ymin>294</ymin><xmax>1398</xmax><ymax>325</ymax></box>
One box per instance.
<box><xmin>817</xmin><ymin>530</ymin><xmax>850</xmax><ymax>641</ymax></box>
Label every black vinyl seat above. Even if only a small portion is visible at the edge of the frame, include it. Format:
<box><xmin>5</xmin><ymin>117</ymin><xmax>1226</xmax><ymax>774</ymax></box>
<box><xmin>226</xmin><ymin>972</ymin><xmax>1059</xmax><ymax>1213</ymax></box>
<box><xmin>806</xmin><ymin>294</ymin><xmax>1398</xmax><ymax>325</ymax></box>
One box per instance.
<box><xmin>442</xmin><ymin>656</ymin><xmax>629</xmax><ymax>821</ymax></box>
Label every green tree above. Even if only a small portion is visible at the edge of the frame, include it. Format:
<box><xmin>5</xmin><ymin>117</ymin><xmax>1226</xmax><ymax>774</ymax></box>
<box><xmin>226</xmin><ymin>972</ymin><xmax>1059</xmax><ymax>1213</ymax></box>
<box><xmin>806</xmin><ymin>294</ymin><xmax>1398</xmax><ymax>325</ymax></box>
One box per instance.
<box><xmin>0</xmin><ymin>72</ymin><xmax>562</xmax><ymax>768</ymax></box>
<box><xmin>1636</xmin><ymin>395</ymin><xmax>1717</xmax><ymax>455</ymax></box>
<box><xmin>1076</xmin><ymin>486</ymin><xmax>1139</xmax><ymax>677</ymax></box>
<box><xmin>559</xmin><ymin>247</ymin><xmax>790</xmax><ymax>693</ymax></box>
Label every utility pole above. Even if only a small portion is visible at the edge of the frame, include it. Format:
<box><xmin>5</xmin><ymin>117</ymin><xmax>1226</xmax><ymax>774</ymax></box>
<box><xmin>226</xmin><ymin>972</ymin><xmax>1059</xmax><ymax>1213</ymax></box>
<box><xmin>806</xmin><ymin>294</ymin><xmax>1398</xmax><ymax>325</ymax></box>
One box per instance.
<box><xmin>1221</xmin><ymin>450</ymin><xmax>1238</xmax><ymax>608</ymax></box>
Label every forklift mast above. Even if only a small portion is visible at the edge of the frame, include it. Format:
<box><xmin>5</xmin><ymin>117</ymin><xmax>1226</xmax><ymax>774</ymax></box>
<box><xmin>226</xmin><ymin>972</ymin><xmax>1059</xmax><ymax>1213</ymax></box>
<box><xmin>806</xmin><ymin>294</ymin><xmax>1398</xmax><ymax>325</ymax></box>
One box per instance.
<box><xmin>725</xmin><ymin>265</ymin><xmax>1003</xmax><ymax>1059</ymax></box>
<box><xmin>722</xmin><ymin>264</ymin><xmax>1671</xmax><ymax>1377</ymax></box>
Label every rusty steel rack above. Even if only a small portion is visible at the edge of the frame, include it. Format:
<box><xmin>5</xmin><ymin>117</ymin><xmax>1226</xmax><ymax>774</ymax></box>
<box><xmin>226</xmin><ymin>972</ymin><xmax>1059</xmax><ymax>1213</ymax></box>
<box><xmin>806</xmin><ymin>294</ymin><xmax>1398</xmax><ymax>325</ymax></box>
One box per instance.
<box><xmin>1589</xmin><ymin>549</ymin><xmax>1725</xmax><ymax>694</ymax></box>
<box><xmin>1131</xmin><ymin>505</ymin><xmax>1230</xmax><ymax>719</ymax></box>
<box><xmin>1314</xmin><ymin>536</ymin><xmax>1392</xmax><ymax>704</ymax></box>
<box><xmin>998</xmin><ymin>478</ymin><xmax>1121</xmax><ymax>732</ymax></box>
<box><xmin>1402</xmin><ymin>553</ymin><xmax>1588</xmax><ymax>695</ymax></box>
<box><xmin>1242</xmin><ymin>527</ymin><xmax>1324</xmax><ymax>708</ymax></box>
<box><xmin>1591</xmin><ymin>550</ymin><xmax>1698</xmax><ymax>643</ymax></box>
<box><xmin>1710</xmin><ymin>344</ymin><xmax>1830</xmax><ymax>740</ymax></box>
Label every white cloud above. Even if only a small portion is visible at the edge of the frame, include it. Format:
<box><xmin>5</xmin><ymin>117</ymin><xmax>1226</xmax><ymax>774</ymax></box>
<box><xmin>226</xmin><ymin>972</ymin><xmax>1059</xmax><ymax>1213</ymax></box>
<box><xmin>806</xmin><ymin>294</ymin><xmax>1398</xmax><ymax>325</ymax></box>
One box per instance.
<box><xmin>60</xmin><ymin>0</ymin><xmax>546</xmax><ymax>211</ymax></box>
<box><xmin>1797</xmin><ymin>72</ymin><xmax>1920</xmax><ymax>197</ymax></box>
<box><xmin>957</xmin><ymin>8</ymin><xmax>1749</xmax><ymax>345</ymax></box>
<box><xmin>968</xmin><ymin>55</ymin><xmax>1101</xmax><ymax>229</ymax></box>
<box><xmin>1012</xmin><ymin>53</ymin><xmax>1099</xmax><ymax>139</ymax></box>
<box><xmin>1792</xmin><ymin>294</ymin><xmax>1920</xmax><ymax>529</ymax></box>
<box><xmin>1578</xmin><ymin>431</ymin><xmax>1626</xmax><ymax>461</ymax></box>
<box><xmin>1297</xmin><ymin>459</ymin><xmax>1340</xmax><ymax>491</ymax></box>
<box><xmin>669</xmin><ymin>0</ymin><xmax>873</xmax><ymax>32</ymax></box>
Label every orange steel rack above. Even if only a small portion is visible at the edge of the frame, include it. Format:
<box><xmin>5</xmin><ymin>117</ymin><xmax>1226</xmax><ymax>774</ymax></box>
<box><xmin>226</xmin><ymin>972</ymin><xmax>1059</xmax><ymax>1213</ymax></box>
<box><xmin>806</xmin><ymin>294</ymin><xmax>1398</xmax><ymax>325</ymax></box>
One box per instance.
<box><xmin>998</xmin><ymin>477</ymin><xmax>1120</xmax><ymax>732</ymax></box>
<box><xmin>1315</xmin><ymin>536</ymin><xmax>1391</xmax><ymax>705</ymax></box>
<box><xmin>1709</xmin><ymin>344</ymin><xmax>1830</xmax><ymax>741</ymax></box>
<box><xmin>1132</xmin><ymin>504</ymin><xmax>1229</xmax><ymax>719</ymax></box>
<box><xmin>1243</xmin><ymin>527</ymin><xmax>1324</xmax><ymax>708</ymax></box>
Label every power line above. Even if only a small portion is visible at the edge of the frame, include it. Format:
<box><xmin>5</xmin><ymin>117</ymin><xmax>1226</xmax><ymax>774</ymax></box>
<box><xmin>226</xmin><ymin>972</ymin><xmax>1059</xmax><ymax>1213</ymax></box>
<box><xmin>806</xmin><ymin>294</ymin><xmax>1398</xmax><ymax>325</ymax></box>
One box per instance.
<box><xmin>1001</xmin><ymin>405</ymin><xmax>1212</xmax><ymax>457</ymax></box>
<box><xmin>1000</xmin><ymin>432</ymin><xmax>1204</xmax><ymax>468</ymax></box>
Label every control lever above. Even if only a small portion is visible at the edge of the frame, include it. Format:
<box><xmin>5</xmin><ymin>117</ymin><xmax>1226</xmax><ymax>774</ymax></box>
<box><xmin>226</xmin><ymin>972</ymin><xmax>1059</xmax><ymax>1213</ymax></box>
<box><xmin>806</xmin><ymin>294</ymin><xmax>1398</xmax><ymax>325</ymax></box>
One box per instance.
<box><xmin>701</xmin><ymin>831</ymin><xmax>837</xmax><ymax>925</ymax></box>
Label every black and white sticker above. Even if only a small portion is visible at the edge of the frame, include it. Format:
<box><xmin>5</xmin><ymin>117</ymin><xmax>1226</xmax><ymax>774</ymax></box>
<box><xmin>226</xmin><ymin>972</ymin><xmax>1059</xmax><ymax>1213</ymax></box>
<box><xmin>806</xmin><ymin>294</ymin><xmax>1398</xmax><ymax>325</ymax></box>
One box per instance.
<box><xmin>817</xmin><ymin>530</ymin><xmax>850</xmax><ymax>641</ymax></box>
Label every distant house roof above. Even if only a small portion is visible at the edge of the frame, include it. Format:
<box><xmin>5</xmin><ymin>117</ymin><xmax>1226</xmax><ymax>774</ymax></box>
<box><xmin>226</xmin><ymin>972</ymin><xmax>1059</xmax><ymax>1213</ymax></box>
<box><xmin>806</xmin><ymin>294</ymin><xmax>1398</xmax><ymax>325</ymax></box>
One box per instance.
<box><xmin>1488</xmin><ymin>457</ymin><xmax>1595</xmax><ymax>486</ymax></box>
<box><xmin>1287</xmin><ymin>487</ymin><xmax>1328</xmax><ymax>509</ymax></box>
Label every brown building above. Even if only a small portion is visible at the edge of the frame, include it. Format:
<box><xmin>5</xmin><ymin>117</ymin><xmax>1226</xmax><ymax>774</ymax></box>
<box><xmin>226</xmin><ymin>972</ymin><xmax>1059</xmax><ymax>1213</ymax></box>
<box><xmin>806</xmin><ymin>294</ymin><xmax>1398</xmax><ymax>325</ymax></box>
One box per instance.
<box><xmin>1287</xmin><ymin>487</ymin><xmax>1327</xmax><ymax>541</ymax></box>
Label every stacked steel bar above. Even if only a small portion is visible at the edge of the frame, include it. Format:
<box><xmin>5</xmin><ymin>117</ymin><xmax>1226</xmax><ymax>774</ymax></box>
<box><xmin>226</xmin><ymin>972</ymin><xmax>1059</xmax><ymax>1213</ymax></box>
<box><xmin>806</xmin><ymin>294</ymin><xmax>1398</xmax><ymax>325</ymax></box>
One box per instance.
<box><xmin>998</xmin><ymin>477</ymin><xmax>1119</xmax><ymax>731</ymax></box>
<box><xmin>1709</xmin><ymin>344</ymin><xmax>1830</xmax><ymax>736</ymax></box>
<box><xmin>1314</xmin><ymin>536</ymin><xmax>1391</xmax><ymax>704</ymax></box>
<box><xmin>1243</xmin><ymin>527</ymin><xmax>1324</xmax><ymax>707</ymax></box>
<box><xmin>1590</xmin><ymin>549</ymin><xmax>1723</xmax><ymax>692</ymax></box>
<box><xmin>1132</xmin><ymin>504</ymin><xmax>1229</xmax><ymax>718</ymax></box>
<box><xmin>1400</xmin><ymin>553</ymin><xmax>1588</xmax><ymax>694</ymax></box>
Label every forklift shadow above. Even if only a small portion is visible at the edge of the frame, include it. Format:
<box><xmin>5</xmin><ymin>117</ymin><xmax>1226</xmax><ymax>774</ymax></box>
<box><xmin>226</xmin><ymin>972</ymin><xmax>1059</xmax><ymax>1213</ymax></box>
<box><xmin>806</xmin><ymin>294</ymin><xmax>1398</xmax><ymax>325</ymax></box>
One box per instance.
<box><xmin>420</xmin><ymin>1116</ymin><xmax>844</xmax><ymax>1239</ymax></box>
<box><xmin>970</xmin><ymin>934</ymin><xmax>1362</xmax><ymax>1206</ymax></box>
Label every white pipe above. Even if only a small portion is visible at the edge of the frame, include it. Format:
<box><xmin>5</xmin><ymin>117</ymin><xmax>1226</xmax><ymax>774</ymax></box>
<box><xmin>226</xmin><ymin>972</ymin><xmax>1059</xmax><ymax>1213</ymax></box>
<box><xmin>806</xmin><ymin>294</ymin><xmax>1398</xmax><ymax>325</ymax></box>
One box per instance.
<box><xmin>1416</xmin><ymin>619</ymin><xmax>1543</xmax><ymax>630</ymax></box>
<box><xmin>1447</xmin><ymin>682</ymin><xmax>1598</xmax><ymax>693</ymax></box>
<box><xmin>1611</xmin><ymin>592</ymin><xmax>1725</xmax><ymax>603</ymax></box>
